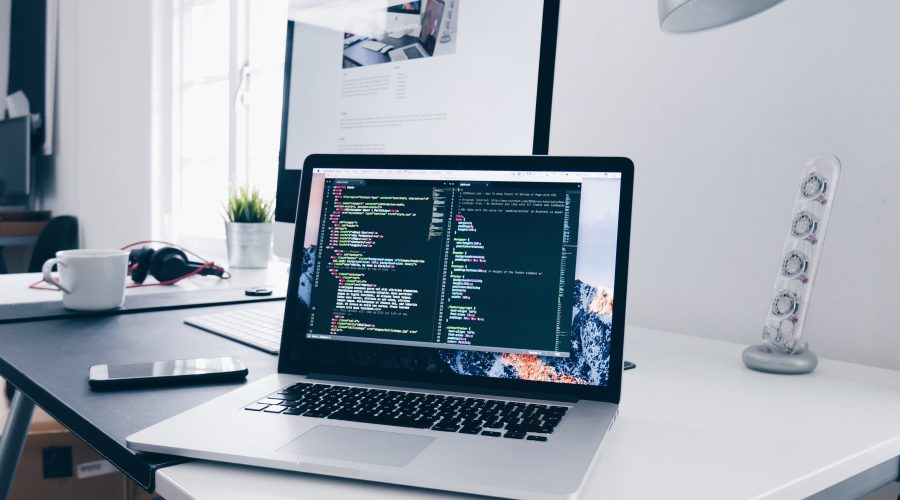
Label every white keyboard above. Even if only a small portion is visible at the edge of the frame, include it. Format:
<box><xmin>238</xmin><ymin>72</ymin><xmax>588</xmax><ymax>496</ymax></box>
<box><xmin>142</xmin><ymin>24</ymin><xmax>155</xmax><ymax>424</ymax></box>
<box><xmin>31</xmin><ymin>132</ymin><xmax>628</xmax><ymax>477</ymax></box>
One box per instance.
<box><xmin>184</xmin><ymin>308</ymin><xmax>284</xmax><ymax>354</ymax></box>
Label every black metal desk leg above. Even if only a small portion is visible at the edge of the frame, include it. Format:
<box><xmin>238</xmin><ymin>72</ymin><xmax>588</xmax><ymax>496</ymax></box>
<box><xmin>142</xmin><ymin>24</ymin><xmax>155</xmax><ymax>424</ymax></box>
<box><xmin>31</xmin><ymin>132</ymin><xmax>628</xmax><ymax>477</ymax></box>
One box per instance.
<box><xmin>0</xmin><ymin>390</ymin><xmax>35</xmax><ymax>500</ymax></box>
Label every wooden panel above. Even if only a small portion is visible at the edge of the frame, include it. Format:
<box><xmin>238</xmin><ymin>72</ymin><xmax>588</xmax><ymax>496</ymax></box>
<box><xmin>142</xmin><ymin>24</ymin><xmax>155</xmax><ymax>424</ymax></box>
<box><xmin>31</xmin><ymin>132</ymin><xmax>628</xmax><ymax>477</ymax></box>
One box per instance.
<box><xmin>0</xmin><ymin>221</ymin><xmax>47</xmax><ymax>237</ymax></box>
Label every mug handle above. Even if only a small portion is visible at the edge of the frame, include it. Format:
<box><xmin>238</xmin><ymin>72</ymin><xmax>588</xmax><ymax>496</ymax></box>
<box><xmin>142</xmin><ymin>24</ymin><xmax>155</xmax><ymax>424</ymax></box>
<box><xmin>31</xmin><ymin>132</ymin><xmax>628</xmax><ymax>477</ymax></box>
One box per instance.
<box><xmin>42</xmin><ymin>258</ymin><xmax>72</xmax><ymax>293</ymax></box>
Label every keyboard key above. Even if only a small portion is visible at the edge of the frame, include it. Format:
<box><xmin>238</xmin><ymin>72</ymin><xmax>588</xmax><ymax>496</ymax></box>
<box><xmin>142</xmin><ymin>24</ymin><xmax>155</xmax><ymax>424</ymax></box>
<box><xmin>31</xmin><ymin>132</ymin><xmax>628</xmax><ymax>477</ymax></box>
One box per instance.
<box><xmin>264</xmin><ymin>405</ymin><xmax>287</xmax><ymax>413</ymax></box>
<box><xmin>302</xmin><ymin>409</ymin><xmax>334</xmax><ymax>418</ymax></box>
<box><xmin>328</xmin><ymin>411</ymin><xmax>434</xmax><ymax>429</ymax></box>
<box><xmin>526</xmin><ymin>435</ymin><xmax>548</xmax><ymax>442</ymax></box>
<box><xmin>481</xmin><ymin>431</ymin><xmax>501</xmax><ymax>437</ymax></box>
<box><xmin>506</xmin><ymin>423</ymin><xmax>552</xmax><ymax>434</ymax></box>
<box><xmin>503</xmin><ymin>431</ymin><xmax>526</xmax><ymax>439</ymax></box>
<box><xmin>244</xmin><ymin>403</ymin><xmax>268</xmax><ymax>411</ymax></box>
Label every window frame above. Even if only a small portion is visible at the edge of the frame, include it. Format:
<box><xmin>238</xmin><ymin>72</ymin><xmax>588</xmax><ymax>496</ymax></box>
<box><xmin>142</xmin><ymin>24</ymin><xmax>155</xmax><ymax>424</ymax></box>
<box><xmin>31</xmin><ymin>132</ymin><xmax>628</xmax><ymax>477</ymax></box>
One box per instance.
<box><xmin>167</xmin><ymin>0</ymin><xmax>284</xmax><ymax>257</ymax></box>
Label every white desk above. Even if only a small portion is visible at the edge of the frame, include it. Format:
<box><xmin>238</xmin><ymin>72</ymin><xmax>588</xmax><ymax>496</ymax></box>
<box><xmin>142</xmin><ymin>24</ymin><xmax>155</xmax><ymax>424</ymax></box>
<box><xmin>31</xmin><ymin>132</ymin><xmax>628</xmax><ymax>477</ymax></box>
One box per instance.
<box><xmin>0</xmin><ymin>263</ymin><xmax>293</xmax><ymax>498</ymax></box>
<box><xmin>154</xmin><ymin>327</ymin><xmax>900</xmax><ymax>499</ymax></box>
<box><xmin>0</xmin><ymin>262</ymin><xmax>290</xmax><ymax>305</ymax></box>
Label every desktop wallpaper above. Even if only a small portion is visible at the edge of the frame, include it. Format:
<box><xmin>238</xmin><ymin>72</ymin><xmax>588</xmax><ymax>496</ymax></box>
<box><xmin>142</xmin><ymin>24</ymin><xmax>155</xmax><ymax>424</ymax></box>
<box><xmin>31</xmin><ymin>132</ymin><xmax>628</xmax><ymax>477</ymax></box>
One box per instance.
<box><xmin>297</xmin><ymin>174</ymin><xmax>620</xmax><ymax>387</ymax></box>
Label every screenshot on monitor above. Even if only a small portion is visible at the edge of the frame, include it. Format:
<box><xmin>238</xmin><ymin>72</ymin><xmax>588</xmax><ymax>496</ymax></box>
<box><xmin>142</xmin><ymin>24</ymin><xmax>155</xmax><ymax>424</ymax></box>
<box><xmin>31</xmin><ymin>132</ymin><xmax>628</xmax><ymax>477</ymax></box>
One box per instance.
<box><xmin>274</xmin><ymin>0</ymin><xmax>562</xmax><ymax>258</ymax></box>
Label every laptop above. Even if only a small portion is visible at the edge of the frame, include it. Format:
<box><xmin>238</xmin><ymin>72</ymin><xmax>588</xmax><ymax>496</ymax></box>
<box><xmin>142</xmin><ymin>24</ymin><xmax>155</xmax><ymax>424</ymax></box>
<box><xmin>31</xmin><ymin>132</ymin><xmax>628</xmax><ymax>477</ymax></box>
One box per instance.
<box><xmin>384</xmin><ymin>1</ymin><xmax>424</xmax><ymax>38</ymax></box>
<box><xmin>127</xmin><ymin>154</ymin><xmax>634</xmax><ymax>499</ymax></box>
<box><xmin>389</xmin><ymin>0</ymin><xmax>445</xmax><ymax>61</ymax></box>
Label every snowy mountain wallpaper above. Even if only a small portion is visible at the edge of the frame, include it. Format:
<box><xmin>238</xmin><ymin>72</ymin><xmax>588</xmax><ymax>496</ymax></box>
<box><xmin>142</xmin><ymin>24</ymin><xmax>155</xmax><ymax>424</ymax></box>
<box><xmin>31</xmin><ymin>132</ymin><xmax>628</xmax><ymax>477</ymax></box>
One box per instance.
<box><xmin>437</xmin><ymin>279</ymin><xmax>613</xmax><ymax>385</ymax></box>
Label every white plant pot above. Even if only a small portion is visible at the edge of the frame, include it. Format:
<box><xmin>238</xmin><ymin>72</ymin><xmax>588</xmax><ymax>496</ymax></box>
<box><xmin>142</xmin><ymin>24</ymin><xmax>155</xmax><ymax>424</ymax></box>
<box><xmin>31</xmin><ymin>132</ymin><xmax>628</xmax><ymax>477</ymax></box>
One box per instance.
<box><xmin>225</xmin><ymin>222</ymin><xmax>273</xmax><ymax>268</ymax></box>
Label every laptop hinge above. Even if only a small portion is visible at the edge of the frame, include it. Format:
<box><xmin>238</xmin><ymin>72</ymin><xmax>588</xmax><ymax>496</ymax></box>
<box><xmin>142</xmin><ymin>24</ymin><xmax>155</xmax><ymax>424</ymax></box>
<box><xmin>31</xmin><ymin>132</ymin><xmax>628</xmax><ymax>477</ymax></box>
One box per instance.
<box><xmin>306</xmin><ymin>373</ymin><xmax>581</xmax><ymax>403</ymax></box>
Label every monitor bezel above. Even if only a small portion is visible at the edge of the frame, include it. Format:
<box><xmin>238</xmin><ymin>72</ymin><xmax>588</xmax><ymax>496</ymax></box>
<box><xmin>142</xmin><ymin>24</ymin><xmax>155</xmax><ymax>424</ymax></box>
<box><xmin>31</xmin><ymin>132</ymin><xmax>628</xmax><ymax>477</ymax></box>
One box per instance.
<box><xmin>274</xmin><ymin>0</ymin><xmax>562</xmax><ymax>223</ymax></box>
<box><xmin>279</xmin><ymin>154</ymin><xmax>633</xmax><ymax>404</ymax></box>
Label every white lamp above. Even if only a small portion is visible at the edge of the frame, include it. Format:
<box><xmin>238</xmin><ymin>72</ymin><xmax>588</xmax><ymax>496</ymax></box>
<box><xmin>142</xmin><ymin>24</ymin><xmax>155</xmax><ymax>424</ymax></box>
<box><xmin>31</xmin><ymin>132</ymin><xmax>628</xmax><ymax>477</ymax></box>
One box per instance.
<box><xmin>659</xmin><ymin>0</ymin><xmax>785</xmax><ymax>33</ymax></box>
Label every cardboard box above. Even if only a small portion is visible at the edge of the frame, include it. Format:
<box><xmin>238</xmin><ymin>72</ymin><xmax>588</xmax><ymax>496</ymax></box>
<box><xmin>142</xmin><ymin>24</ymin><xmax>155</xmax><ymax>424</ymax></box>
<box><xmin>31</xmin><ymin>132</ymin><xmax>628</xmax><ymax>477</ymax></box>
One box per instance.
<box><xmin>2</xmin><ymin>382</ymin><xmax>161</xmax><ymax>500</ymax></box>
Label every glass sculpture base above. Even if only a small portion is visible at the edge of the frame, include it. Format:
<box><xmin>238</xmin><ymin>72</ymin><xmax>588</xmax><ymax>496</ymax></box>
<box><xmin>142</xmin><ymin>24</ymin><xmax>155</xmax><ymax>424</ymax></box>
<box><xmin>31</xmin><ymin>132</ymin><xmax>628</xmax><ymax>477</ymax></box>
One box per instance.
<box><xmin>742</xmin><ymin>344</ymin><xmax>818</xmax><ymax>374</ymax></box>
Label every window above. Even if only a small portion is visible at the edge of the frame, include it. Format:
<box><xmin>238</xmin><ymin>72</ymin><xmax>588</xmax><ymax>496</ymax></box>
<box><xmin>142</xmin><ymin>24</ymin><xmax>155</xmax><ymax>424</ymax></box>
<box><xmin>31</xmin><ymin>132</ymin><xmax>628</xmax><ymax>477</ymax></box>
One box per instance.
<box><xmin>171</xmin><ymin>0</ymin><xmax>287</xmax><ymax>247</ymax></box>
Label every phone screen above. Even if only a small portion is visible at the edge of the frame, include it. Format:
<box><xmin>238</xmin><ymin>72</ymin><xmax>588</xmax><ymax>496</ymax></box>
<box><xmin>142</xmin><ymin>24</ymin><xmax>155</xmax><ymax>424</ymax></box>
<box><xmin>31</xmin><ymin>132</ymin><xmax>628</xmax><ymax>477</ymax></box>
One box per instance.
<box><xmin>105</xmin><ymin>357</ymin><xmax>243</xmax><ymax>379</ymax></box>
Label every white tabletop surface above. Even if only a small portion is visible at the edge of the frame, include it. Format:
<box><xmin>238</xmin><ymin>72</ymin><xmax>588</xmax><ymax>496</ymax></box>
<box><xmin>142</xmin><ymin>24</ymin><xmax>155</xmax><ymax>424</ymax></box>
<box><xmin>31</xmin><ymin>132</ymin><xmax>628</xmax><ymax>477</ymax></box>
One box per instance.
<box><xmin>0</xmin><ymin>262</ymin><xmax>290</xmax><ymax>306</ymax></box>
<box><xmin>154</xmin><ymin>327</ymin><xmax>900</xmax><ymax>500</ymax></box>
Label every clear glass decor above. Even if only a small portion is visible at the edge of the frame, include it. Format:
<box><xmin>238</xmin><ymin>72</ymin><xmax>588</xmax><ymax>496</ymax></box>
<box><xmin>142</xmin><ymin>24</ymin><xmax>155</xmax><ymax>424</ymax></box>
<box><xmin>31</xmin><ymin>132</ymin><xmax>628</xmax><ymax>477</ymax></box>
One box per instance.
<box><xmin>760</xmin><ymin>155</ymin><xmax>841</xmax><ymax>354</ymax></box>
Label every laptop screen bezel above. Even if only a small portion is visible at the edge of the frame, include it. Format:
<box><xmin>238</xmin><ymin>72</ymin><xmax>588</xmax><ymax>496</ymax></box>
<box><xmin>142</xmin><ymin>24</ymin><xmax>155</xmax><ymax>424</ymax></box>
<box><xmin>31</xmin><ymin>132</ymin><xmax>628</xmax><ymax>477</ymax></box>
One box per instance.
<box><xmin>278</xmin><ymin>154</ymin><xmax>633</xmax><ymax>404</ymax></box>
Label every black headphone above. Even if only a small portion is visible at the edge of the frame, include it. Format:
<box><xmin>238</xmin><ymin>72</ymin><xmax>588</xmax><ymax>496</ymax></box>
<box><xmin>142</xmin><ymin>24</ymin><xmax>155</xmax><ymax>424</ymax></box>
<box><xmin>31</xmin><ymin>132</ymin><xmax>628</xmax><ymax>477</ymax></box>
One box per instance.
<box><xmin>127</xmin><ymin>246</ymin><xmax>226</xmax><ymax>284</ymax></box>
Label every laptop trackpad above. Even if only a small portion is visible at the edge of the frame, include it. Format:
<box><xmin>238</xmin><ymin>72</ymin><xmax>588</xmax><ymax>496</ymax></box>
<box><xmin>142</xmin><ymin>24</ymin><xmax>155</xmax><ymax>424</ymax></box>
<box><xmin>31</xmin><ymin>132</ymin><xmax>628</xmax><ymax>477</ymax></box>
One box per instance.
<box><xmin>277</xmin><ymin>425</ymin><xmax>434</xmax><ymax>467</ymax></box>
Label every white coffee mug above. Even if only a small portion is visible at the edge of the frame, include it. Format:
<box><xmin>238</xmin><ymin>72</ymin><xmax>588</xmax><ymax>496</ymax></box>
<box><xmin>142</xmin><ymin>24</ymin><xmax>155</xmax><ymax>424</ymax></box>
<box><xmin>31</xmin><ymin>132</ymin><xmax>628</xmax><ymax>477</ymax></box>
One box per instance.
<box><xmin>42</xmin><ymin>249</ymin><xmax>129</xmax><ymax>311</ymax></box>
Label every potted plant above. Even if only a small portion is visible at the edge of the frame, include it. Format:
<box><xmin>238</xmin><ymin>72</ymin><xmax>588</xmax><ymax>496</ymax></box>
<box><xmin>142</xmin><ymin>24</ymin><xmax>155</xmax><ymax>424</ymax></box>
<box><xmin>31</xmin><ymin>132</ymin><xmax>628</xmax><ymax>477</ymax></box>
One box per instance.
<box><xmin>223</xmin><ymin>186</ymin><xmax>274</xmax><ymax>268</ymax></box>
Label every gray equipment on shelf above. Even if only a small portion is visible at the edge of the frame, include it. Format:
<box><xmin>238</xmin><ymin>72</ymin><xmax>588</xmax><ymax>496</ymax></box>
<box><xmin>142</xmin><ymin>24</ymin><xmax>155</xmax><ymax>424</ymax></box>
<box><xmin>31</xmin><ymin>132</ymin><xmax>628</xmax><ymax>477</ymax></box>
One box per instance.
<box><xmin>743</xmin><ymin>154</ymin><xmax>841</xmax><ymax>375</ymax></box>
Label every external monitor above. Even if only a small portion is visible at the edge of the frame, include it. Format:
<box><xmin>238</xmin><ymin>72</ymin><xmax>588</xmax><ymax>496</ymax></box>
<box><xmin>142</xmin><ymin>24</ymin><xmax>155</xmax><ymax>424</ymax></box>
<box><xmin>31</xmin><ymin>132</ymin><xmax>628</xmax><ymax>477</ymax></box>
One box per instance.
<box><xmin>387</xmin><ymin>2</ymin><xmax>421</xmax><ymax>14</ymax></box>
<box><xmin>274</xmin><ymin>0</ymin><xmax>561</xmax><ymax>259</ymax></box>
<box><xmin>0</xmin><ymin>116</ymin><xmax>30</xmax><ymax>206</ymax></box>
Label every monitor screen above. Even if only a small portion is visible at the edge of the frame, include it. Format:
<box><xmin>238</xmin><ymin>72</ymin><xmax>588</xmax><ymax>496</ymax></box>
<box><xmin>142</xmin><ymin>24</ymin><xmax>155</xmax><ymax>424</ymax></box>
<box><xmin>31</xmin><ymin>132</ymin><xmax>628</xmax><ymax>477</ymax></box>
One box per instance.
<box><xmin>417</xmin><ymin>0</ymin><xmax>444</xmax><ymax>55</ymax></box>
<box><xmin>0</xmin><ymin>117</ymin><xmax>30</xmax><ymax>203</ymax></box>
<box><xmin>275</xmin><ymin>1</ymin><xmax>561</xmax><ymax>241</ymax></box>
<box><xmin>295</xmin><ymin>167</ymin><xmax>622</xmax><ymax>387</ymax></box>
<box><xmin>387</xmin><ymin>2</ymin><xmax>421</xmax><ymax>15</ymax></box>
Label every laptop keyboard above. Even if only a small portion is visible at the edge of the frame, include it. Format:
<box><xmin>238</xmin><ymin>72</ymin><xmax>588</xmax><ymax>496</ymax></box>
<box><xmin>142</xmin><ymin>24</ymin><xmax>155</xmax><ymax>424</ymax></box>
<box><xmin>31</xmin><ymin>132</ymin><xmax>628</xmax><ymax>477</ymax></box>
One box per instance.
<box><xmin>245</xmin><ymin>382</ymin><xmax>568</xmax><ymax>441</ymax></box>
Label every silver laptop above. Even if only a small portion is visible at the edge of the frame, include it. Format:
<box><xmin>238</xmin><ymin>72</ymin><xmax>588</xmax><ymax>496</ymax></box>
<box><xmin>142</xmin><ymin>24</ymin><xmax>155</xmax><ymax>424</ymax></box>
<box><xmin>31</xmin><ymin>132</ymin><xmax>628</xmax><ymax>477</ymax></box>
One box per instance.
<box><xmin>127</xmin><ymin>154</ymin><xmax>634</xmax><ymax>499</ymax></box>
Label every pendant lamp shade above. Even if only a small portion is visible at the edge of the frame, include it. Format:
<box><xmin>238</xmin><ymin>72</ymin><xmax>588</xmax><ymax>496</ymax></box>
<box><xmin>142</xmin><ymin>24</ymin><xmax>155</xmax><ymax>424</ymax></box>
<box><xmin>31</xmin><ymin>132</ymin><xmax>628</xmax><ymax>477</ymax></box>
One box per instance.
<box><xmin>659</xmin><ymin>0</ymin><xmax>785</xmax><ymax>33</ymax></box>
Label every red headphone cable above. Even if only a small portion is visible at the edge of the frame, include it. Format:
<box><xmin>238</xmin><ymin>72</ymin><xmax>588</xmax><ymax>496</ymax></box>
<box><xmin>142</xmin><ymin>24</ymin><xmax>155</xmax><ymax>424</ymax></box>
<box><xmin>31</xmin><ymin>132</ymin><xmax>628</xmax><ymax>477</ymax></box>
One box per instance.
<box><xmin>30</xmin><ymin>241</ymin><xmax>231</xmax><ymax>291</ymax></box>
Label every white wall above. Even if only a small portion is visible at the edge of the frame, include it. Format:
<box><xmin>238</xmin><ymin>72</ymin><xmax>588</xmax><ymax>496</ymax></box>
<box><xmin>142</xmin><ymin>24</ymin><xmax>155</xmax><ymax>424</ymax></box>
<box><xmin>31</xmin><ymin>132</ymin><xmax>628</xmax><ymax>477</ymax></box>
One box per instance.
<box><xmin>551</xmin><ymin>0</ymin><xmax>900</xmax><ymax>368</ymax></box>
<box><xmin>41</xmin><ymin>0</ymin><xmax>900</xmax><ymax>370</ymax></box>
<box><xmin>43</xmin><ymin>0</ymin><xmax>155</xmax><ymax>249</ymax></box>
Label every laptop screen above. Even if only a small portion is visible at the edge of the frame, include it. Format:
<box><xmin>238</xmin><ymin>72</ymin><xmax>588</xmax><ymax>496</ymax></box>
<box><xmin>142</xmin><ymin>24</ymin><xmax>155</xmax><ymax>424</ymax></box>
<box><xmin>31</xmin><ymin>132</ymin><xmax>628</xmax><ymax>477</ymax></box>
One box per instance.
<box><xmin>294</xmin><ymin>166</ymin><xmax>623</xmax><ymax>388</ymax></box>
<box><xmin>418</xmin><ymin>0</ymin><xmax>445</xmax><ymax>55</ymax></box>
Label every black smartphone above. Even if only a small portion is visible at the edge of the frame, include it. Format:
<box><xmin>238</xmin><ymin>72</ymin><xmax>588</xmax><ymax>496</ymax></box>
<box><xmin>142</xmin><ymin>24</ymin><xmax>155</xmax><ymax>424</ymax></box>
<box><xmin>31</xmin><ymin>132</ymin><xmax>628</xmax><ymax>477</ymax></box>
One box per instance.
<box><xmin>89</xmin><ymin>356</ymin><xmax>248</xmax><ymax>390</ymax></box>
